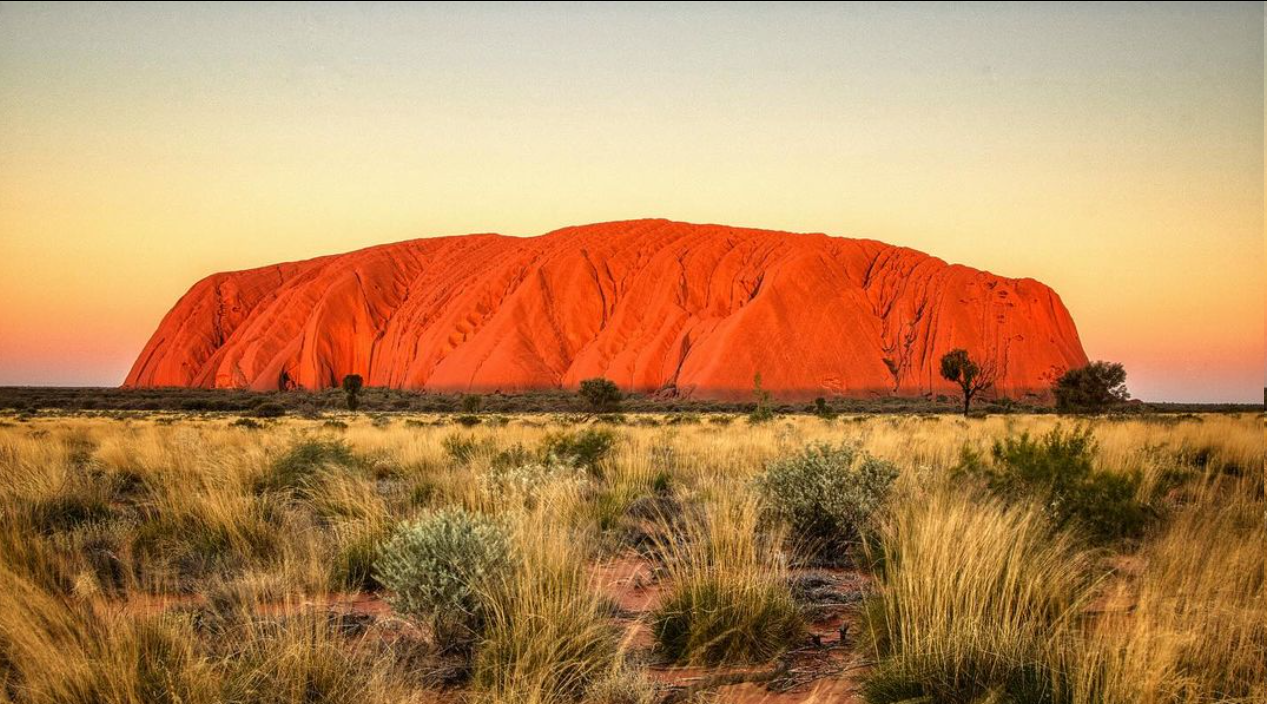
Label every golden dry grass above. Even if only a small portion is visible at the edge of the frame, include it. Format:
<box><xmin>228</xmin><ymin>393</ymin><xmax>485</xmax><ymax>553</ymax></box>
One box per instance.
<box><xmin>863</xmin><ymin>488</ymin><xmax>1102</xmax><ymax>702</ymax></box>
<box><xmin>649</xmin><ymin>491</ymin><xmax>803</xmax><ymax>666</ymax></box>
<box><xmin>0</xmin><ymin>410</ymin><xmax>1261</xmax><ymax>703</ymax></box>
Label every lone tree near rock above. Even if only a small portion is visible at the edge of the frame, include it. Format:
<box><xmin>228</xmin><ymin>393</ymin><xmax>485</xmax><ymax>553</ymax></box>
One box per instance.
<box><xmin>578</xmin><ymin>377</ymin><xmax>622</xmax><ymax>413</ymax></box>
<box><xmin>812</xmin><ymin>396</ymin><xmax>836</xmax><ymax>420</ymax></box>
<box><xmin>460</xmin><ymin>394</ymin><xmax>483</xmax><ymax>414</ymax></box>
<box><xmin>749</xmin><ymin>372</ymin><xmax>775</xmax><ymax>423</ymax></box>
<box><xmin>939</xmin><ymin>349</ymin><xmax>996</xmax><ymax>417</ymax></box>
<box><xmin>1053</xmin><ymin>361</ymin><xmax>1129</xmax><ymax>413</ymax></box>
<box><xmin>341</xmin><ymin>374</ymin><xmax>363</xmax><ymax>412</ymax></box>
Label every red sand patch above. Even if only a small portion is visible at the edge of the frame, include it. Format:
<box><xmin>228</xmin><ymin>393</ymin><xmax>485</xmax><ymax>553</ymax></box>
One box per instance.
<box><xmin>109</xmin><ymin>554</ymin><xmax>873</xmax><ymax>702</ymax></box>
<box><xmin>591</xmin><ymin>551</ymin><xmax>872</xmax><ymax>701</ymax></box>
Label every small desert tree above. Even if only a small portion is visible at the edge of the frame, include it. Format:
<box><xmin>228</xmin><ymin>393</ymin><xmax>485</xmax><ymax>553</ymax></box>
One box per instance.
<box><xmin>1053</xmin><ymin>361</ymin><xmax>1129</xmax><ymax>413</ymax></box>
<box><xmin>749</xmin><ymin>372</ymin><xmax>774</xmax><ymax>424</ymax></box>
<box><xmin>460</xmin><ymin>393</ymin><xmax>483</xmax><ymax>414</ymax></box>
<box><xmin>939</xmin><ymin>349</ymin><xmax>995</xmax><ymax>417</ymax></box>
<box><xmin>579</xmin><ymin>377</ymin><xmax>622</xmax><ymax>413</ymax></box>
<box><xmin>813</xmin><ymin>396</ymin><xmax>836</xmax><ymax>420</ymax></box>
<box><xmin>341</xmin><ymin>374</ymin><xmax>363</xmax><ymax>412</ymax></box>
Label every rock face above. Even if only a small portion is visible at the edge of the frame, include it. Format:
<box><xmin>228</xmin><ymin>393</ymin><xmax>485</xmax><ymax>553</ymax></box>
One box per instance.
<box><xmin>125</xmin><ymin>219</ymin><xmax>1088</xmax><ymax>401</ymax></box>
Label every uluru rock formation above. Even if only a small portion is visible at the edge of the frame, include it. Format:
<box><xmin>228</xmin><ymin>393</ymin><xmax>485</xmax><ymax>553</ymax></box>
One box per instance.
<box><xmin>125</xmin><ymin>219</ymin><xmax>1088</xmax><ymax>401</ymax></box>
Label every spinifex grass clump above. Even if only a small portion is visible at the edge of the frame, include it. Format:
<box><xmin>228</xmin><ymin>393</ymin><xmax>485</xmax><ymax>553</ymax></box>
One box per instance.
<box><xmin>754</xmin><ymin>442</ymin><xmax>897</xmax><ymax>561</ymax></box>
<box><xmin>651</xmin><ymin>493</ymin><xmax>803</xmax><ymax>666</ymax></box>
<box><xmin>0</xmin><ymin>563</ymin><xmax>216</xmax><ymax>704</ymax></box>
<box><xmin>256</xmin><ymin>438</ymin><xmax>357</xmax><ymax>494</ymax></box>
<box><xmin>442</xmin><ymin>433</ymin><xmax>498</xmax><ymax>465</ymax></box>
<box><xmin>473</xmin><ymin>482</ymin><xmax>623</xmax><ymax>704</ymax></box>
<box><xmin>955</xmin><ymin>426</ymin><xmax>1155</xmax><ymax>543</ymax></box>
<box><xmin>330</xmin><ymin>518</ymin><xmax>392</xmax><ymax>591</ymax></box>
<box><xmin>130</xmin><ymin>494</ymin><xmax>279</xmax><ymax>587</ymax></box>
<box><xmin>215</xmin><ymin>607</ymin><xmax>408</xmax><ymax>704</ymax></box>
<box><xmin>1073</xmin><ymin>498</ymin><xmax>1267</xmax><ymax>703</ymax></box>
<box><xmin>539</xmin><ymin>428</ymin><xmax>616</xmax><ymax>474</ymax></box>
<box><xmin>0</xmin><ymin>562</ymin><xmax>407</xmax><ymax>704</ymax></box>
<box><xmin>862</xmin><ymin>489</ymin><xmax>1098</xmax><ymax>704</ymax></box>
<box><xmin>375</xmin><ymin>508</ymin><xmax>514</xmax><ymax>652</ymax></box>
<box><xmin>26</xmin><ymin>474</ymin><xmax>115</xmax><ymax>535</ymax></box>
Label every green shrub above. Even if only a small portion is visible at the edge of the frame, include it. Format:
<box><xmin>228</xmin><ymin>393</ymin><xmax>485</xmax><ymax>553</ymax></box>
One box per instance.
<box><xmin>1053</xmin><ymin>361</ymin><xmax>1129</xmax><ymax>413</ymax></box>
<box><xmin>374</xmin><ymin>509</ymin><xmax>513</xmax><ymax>651</ymax></box>
<box><xmin>480</xmin><ymin>458</ymin><xmax>586</xmax><ymax>508</ymax></box>
<box><xmin>540</xmin><ymin>428</ymin><xmax>616</xmax><ymax>473</ymax></box>
<box><xmin>454</xmin><ymin>414</ymin><xmax>482</xmax><ymax>427</ymax></box>
<box><xmin>231</xmin><ymin>417</ymin><xmax>263</xmax><ymax>430</ymax></box>
<box><xmin>409</xmin><ymin>478</ymin><xmax>441</xmax><ymax>508</ymax></box>
<box><xmin>956</xmin><ymin>426</ymin><xmax>1152</xmax><ymax>543</ymax></box>
<box><xmin>755</xmin><ymin>443</ymin><xmax>898</xmax><ymax>560</ymax></box>
<box><xmin>460</xmin><ymin>394</ymin><xmax>483</xmax><ymax>414</ymax></box>
<box><xmin>747</xmin><ymin>406</ymin><xmax>775</xmax><ymax>424</ymax></box>
<box><xmin>812</xmin><ymin>397</ymin><xmax>837</xmax><ymax>420</ymax></box>
<box><xmin>1067</xmin><ymin>471</ymin><xmax>1152</xmax><ymax>544</ymax></box>
<box><xmin>256</xmin><ymin>439</ymin><xmax>356</xmax><ymax>494</ymax></box>
<box><xmin>442</xmin><ymin>434</ymin><xmax>495</xmax><ymax>465</ymax></box>
<box><xmin>252</xmin><ymin>402</ymin><xmax>287</xmax><ymax>418</ymax></box>
<box><xmin>341</xmin><ymin>374</ymin><xmax>363</xmax><ymax>412</ymax></box>
<box><xmin>489</xmin><ymin>442</ymin><xmax>535</xmax><ymax>470</ymax></box>
<box><xmin>864</xmin><ymin>656</ymin><xmax>1058</xmax><ymax>704</ymax></box>
<box><xmin>666</xmin><ymin>413</ymin><xmax>700</xmax><ymax>426</ymax></box>
<box><xmin>579</xmin><ymin>377</ymin><xmax>623</xmax><ymax>413</ymax></box>
<box><xmin>130</xmin><ymin>506</ymin><xmax>278</xmax><ymax>585</ymax></box>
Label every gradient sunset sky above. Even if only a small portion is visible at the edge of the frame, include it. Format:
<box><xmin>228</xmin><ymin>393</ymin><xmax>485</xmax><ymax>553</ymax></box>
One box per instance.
<box><xmin>0</xmin><ymin>2</ymin><xmax>1262</xmax><ymax>402</ymax></box>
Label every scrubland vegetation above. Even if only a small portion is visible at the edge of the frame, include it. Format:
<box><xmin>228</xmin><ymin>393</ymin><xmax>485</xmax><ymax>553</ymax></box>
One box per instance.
<box><xmin>0</xmin><ymin>409</ymin><xmax>1262</xmax><ymax>703</ymax></box>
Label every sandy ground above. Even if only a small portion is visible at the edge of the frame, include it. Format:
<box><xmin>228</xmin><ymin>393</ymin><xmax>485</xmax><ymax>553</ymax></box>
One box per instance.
<box><xmin>106</xmin><ymin>550</ymin><xmax>872</xmax><ymax>702</ymax></box>
<box><xmin>591</xmin><ymin>551</ymin><xmax>871</xmax><ymax>703</ymax></box>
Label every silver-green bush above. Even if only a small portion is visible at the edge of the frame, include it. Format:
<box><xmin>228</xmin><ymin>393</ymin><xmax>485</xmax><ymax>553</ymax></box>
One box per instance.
<box><xmin>478</xmin><ymin>457</ymin><xmax>586</xmax><ymax>508</ymax></box>
<box><xmin>755</xmin><ymin>443</ymin><xmax>897</xmax><ymax>559</ymax></box>
<box><xmin>374</xmin><ymin>508</ymin><xmax>513</xmax><ymax>651</ymax></box>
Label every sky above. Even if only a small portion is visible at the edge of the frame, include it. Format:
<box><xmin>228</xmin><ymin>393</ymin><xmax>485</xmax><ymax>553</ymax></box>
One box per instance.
<box><xmin>0</xmin><ymin>2</ymin><xmax>1262</xmax><ymax>403</ymax></box>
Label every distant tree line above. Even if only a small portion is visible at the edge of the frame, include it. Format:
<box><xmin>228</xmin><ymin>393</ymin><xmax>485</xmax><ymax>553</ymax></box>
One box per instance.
<box><xmin>8</xmin><ymin>358</ymin><xmax>1214</xmax><ymax>417</ymax></box>
<box><xmin>938</xmin><ymin>349</ymin><xmax>1131</xmax><ymax>416</ymax></box>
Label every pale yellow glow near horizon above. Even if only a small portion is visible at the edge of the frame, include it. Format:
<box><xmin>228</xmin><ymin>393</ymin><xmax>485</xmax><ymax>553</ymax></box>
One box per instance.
<box><xmin>0</xmin><ymin>2</ymin><xmax>1262</xmax><ymax>402</ymax></box>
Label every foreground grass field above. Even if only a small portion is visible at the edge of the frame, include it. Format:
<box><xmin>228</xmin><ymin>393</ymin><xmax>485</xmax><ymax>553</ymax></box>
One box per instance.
<box><xmin>0</xmin><ymin>410</ymin><xmax>1262</xmax><ymax>703</ymax></box>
